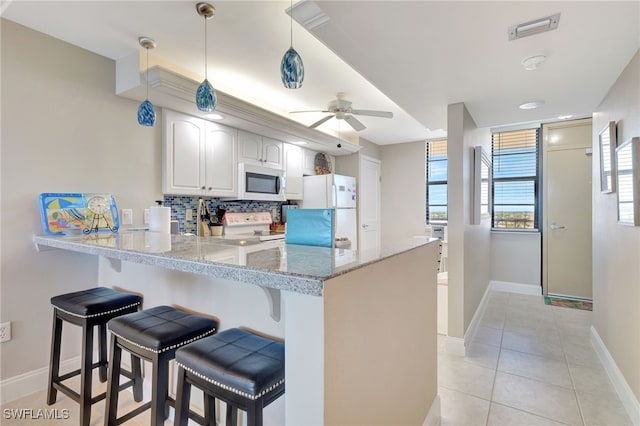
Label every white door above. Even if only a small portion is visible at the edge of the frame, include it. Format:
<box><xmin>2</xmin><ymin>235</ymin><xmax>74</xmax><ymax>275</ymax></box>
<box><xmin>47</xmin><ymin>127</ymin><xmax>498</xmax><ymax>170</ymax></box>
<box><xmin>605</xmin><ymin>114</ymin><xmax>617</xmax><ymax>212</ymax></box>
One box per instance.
<box><xmin>359</xmin><ymin>155</ymin><xmax>381</xmax><ymax>253</ymax></box>
<box><xmin>543</xmin><ymin>120</ymin><xmax>593</xmax><ymax>299</ymax></box>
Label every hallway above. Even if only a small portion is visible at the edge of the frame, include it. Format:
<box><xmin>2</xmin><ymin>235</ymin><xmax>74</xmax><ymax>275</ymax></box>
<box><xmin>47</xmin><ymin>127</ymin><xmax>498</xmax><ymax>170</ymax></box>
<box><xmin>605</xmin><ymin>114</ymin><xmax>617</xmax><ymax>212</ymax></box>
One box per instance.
<box><xmin>438</xmin><ymin>290</ymin><xmax>633</xmax><ymax>425</ymax></box>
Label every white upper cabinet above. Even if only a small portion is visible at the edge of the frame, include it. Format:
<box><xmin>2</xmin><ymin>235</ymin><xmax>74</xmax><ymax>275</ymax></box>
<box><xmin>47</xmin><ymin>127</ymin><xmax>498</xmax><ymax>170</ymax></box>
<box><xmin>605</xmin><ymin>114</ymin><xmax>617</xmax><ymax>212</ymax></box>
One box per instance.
<box><xmin>204</xmin><ymin>121</ymin><xmax>238</xmax><ymax>197</ymax></box>
<box><xmin>302</xmin><ymin>147</ymin><xmax>317</xmax><ymax>175</ymax></box>
<box><xmin>238</xmin><ymin>130</ymin><xmax>283</xmax><ymax>170</ymax></box>
<box><xmin>284</xmin><ymin>144</ymin><xmax>304</xmax><ymax>200</ymax></box>
<box><xmin>163</xmin><ymin>110</ymin><xmax>238</xmax><ymax>197</ymax></box>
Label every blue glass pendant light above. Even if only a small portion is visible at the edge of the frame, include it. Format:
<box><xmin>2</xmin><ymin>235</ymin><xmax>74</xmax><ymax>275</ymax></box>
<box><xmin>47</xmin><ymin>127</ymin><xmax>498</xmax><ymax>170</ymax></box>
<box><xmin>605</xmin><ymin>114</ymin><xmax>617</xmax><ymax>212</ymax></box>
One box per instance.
<box><xmin>281</xmin><ymin>0</ymin><xmax>304</xmax><ymax>89</ymax></box>
<box><xmin>196</xmin><ymin>3</ymin><xmax>217</xmax><ymax>112</ymax></box>
<box><xmin>137</xmin><ymin>37</ymin><xmax>156</xmax><ymax>126</ymax></box>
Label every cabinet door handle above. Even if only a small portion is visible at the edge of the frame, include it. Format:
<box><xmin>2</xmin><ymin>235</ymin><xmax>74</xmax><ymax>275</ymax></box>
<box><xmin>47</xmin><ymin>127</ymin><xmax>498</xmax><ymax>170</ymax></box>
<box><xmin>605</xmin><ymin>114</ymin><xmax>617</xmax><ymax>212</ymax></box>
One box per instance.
<box><xmin>208</xmin><ymin>187</ymin><xmax>212</xmax><ymax>191</ymax></box>
<box><xmin>362</xmin><ymin>224</ymin><xmax>369</xmax><ymax>229</ymax></box>
<box><xmin>201</xmin><ymin>186</ymin><xmax>206</xmax><ymax>190</ymax></box>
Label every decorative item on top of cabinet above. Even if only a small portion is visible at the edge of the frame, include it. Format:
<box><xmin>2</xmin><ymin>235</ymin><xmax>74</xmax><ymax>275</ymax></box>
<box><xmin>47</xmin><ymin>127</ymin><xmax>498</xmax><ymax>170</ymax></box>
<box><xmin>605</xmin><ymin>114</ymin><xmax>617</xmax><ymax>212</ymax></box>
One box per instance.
<box><xmin>162</xmin><ymin>109</ymin><xmax>237</xmax><ymax>197</ymax></box>
<box><xmin>314</xmin><ymin>152</ymin><xmax>332</xmax><ymax>174</ymax></box>
<box><xmin>284</xmin><ymin>143</ymin><xmax>304</xmax><ymax>200</ymax></box>
<box><xmin>238</xmin><ymin>130</ymin><xmax>283</xmax><ymax>170</ymax></box>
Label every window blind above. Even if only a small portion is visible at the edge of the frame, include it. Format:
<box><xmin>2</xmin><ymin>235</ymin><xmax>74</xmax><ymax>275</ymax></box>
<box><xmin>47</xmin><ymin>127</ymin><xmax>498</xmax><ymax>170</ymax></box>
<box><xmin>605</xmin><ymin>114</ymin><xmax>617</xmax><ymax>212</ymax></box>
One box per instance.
<box><xmin>426</xmin><ymin>140</ymin><xmax>448</xmax><ymax>224</ymax></box>
<box><xmin>491</xmin><ymin>128</ymin><xmax>540</xmax><ymax>229</ymax></box>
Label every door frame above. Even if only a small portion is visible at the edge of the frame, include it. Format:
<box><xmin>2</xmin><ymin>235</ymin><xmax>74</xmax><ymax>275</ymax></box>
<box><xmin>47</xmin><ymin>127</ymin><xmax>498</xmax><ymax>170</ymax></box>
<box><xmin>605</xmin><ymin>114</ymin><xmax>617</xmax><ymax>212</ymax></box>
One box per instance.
<box><xmin>541</xmin><ymin>118</ymin><xmax>593</xmax><ymax>297</ymax></box>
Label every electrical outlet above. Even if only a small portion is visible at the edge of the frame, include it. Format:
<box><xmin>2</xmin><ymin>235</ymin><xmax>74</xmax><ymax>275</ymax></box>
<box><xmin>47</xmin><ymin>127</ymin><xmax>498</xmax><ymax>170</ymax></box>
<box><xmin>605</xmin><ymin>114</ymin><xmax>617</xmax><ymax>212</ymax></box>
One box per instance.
<box><xmin>185</xmin><ymin>209</ymin><xmax>193</xmax><ymax>221</ymax></box>
<box><xmin>121</xmin><ymin>209</ymin><xmax>133</xmax><ymax>225</ymax></box>
<box><xmin>144</xmin><ymin>209</ymin><xmax>150</xmax><ymax>225</ymax></box>
<box><xmin>0</xmin><ymin>322</ymin><xmax>11</xmax><ymax>343</ymax></box>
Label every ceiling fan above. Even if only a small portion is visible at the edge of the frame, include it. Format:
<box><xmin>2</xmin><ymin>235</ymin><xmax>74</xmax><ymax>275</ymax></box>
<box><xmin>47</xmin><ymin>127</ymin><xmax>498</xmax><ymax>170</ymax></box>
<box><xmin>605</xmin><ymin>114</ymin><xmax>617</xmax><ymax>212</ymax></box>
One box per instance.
<box><xmin>290</xmin><ymin>93</ymin><xmax>393</xmax><ymax>131</ymax></box>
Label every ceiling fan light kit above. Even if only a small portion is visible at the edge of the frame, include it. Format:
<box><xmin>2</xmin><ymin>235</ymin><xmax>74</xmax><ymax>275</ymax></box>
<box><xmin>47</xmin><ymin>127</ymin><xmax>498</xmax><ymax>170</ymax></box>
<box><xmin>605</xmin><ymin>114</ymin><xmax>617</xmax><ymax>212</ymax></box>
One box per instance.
<box><xmin>281</xmin><ymin>0</ymin><xmax>304</xmax><ymax>89</ymax></box>
<box><xmin>196</xmin><ymin>2</ymin><xmax>217</xmax><ymax>112</ymax></box>
<box><xmin>137</xmin><ymin>36</ymin><xmax>156</xmax><ymax>126</ymax></box>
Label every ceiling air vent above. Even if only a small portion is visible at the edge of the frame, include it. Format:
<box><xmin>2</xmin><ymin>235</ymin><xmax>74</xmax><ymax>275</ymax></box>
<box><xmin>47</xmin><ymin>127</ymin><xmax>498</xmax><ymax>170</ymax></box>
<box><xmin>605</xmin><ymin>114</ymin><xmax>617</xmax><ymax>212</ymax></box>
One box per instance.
<box><xmin>508</xmin><ymin>13</ymin><xmax>560</xmax><ymax>41</ymax></box>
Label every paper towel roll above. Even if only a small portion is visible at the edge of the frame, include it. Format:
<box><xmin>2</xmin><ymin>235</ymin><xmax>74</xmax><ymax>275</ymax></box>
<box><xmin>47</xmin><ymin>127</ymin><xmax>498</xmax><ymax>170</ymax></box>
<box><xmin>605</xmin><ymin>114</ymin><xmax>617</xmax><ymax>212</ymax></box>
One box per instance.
<box><xmin>149</xmin><ymin>206</ymin><xmax>171</xmax><ymax>234</ymax></box>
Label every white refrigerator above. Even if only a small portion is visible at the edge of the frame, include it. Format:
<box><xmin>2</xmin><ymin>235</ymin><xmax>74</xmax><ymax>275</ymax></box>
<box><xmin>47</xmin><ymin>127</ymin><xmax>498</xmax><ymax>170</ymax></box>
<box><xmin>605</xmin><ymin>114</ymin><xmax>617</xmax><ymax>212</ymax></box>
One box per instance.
<box><xmin>301</xmin><ymin>174</ymin><xmax>357</xmax><ymax>250</ymax></box>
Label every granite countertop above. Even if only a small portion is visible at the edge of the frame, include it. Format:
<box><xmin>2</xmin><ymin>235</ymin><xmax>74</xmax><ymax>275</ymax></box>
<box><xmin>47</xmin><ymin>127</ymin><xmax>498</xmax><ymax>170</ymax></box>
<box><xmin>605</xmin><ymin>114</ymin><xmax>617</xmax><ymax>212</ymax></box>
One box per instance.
<box><xmin>33</xmin><ymin>231</ymin><xmax>438</xmax><ymax>296</ymax></box>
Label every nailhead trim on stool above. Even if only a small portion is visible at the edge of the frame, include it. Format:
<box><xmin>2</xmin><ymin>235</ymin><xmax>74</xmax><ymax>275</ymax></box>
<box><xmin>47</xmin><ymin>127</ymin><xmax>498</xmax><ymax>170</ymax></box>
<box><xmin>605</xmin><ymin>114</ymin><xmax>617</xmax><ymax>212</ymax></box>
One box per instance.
<box><xmin>52</xmin><ymin>302</ymin><xmax>141</xmax><ymax>319</ymax></box>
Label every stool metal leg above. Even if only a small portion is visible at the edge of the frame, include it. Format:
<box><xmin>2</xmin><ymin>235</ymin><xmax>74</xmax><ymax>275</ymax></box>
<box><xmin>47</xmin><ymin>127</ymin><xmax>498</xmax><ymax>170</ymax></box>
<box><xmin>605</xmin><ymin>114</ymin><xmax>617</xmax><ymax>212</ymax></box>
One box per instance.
<box><xmin>79</xmin><ymin>323</ymin><xmax>94</xmax><ymax>426</ymax></box>
<box><xmin>98</xmin><ymin>323</ymin><xmax>108</xmax><ymax>382</ymax></box>
<box><xmin>46</xmin><ymin>311</ymin><xmax>62</xmax><ymax>405</ymax></box>
<box><xmin>174</xmin><ymin>366</ymin><xmax>191</xmax><ymax>426</ymax></box>
<box><xmin>105</xmin><ymin>334</ymin><xmax>122</xmax><ymax>426</ymax></box>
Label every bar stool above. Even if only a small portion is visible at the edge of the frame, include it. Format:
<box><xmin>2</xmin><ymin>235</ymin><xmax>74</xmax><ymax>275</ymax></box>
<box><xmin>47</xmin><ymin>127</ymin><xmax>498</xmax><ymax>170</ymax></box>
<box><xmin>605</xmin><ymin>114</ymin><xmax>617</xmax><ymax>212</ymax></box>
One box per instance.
<box><xmin>105</xmin><ymin>305</ymin><xmax>218</xmax><ymax>426</ymax></box>
<box><xmin>174</xmin><ymin>328</ymin><xmax>285</xmax><ymax>426</ymax></box>
<box><xmin>47</xmin><ymin>287</ymin><xmax>143</xmax><ymax>426</ymax></box>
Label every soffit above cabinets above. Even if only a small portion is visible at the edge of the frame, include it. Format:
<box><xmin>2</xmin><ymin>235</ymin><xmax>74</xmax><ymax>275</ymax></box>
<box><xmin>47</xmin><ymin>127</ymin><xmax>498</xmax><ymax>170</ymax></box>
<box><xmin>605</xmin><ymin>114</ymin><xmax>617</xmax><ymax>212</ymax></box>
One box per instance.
<box><xmin>116</xmin><ymin>56</ymin><xmax>360</xmax><ymax>156</ymax></box>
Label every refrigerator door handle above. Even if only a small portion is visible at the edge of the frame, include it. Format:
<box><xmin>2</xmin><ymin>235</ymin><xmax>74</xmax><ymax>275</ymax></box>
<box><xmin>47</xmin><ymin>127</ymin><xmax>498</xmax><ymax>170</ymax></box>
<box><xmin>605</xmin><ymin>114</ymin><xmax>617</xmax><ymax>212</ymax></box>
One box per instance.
<box><xmin>331</xmin><ymin>184</ymin><xmax>338</xmax><ymax>208</ymax></box>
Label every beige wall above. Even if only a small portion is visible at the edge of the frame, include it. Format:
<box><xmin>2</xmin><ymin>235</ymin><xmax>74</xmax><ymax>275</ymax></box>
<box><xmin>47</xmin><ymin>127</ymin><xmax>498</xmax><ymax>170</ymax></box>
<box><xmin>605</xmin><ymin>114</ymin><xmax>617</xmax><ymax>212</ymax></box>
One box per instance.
<box><xmin>447</xmin><ymin>103</ymin><xmax>492</xmax><ymax>338</ymax></box>
<box><xmin>334</xmin><ymin>138</ymin><xmax>381</xmax><ymax>177</ymax></box>
<box><xmin>380</xmin><ymin>141</ymin><xmax>426</xmax><ymax>244</ymax></box>
<box><xmin>491</xmin><ymin>232</ymin><xmax>541</xmax><ymax>286</ymax></box>
<box><xmin>0</xmin><ymin>20</ymin><xmax>161</xmax><ymax>380</ymax></box>
<box><xmin>592</xmin><ymin>49</ymin><xmax>640</xmax><ymax>402</ymax></box>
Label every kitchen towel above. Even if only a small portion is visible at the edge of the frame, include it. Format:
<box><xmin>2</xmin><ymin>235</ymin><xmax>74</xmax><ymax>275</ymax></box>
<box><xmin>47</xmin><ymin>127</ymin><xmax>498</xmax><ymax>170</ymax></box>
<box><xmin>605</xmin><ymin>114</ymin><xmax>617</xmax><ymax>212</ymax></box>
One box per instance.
<box><xmin>285</xmin><ymin>208</ymin><xmax>334</xmax><ymax>248</ymax></box>
<box><xmin>149</xmin><ymin>206</ymin><xmax>171</xmax><ymax>234</ymax></box>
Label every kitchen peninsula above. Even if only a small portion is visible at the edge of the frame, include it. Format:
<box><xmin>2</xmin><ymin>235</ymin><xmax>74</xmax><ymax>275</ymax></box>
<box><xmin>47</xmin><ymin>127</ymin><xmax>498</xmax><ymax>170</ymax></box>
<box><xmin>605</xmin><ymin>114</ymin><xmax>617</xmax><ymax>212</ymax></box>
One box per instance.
<box><xmin>34</xmin><ymin>231</ymin><xmax>441</xmax><ymax>425</ymax></box>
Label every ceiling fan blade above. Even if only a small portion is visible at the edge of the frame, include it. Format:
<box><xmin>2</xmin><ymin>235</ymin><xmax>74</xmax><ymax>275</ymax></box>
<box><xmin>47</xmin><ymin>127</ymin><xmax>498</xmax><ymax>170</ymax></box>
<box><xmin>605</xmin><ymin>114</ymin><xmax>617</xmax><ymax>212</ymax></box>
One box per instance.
<box><xmin>350</xmin><ymin>109</ymin><xmax>393</xmax><ymax>118</ymax></box>
<box><xmin>309</xmin><ymin>114</ymin><xmax>335</xmax><ymax>128</ymax></box>
<box><xmin>344</xmin><ymin>115</ymin><xmax>366</xmax><ymax>131</ymax></box>
<box><xmin>290</xmin><ymin>110</ymin><xmax>331</xmax><ymax>114</ymax></box>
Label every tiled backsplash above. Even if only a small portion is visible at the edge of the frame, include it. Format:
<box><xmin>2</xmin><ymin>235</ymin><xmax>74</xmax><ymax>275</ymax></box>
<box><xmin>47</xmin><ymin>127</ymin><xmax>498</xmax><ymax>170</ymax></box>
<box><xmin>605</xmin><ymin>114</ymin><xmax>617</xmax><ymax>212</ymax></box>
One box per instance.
<box><xmin>163</xmin><ymin>196</ymin><xmax>295</xmax><ymax>234</ymax></box>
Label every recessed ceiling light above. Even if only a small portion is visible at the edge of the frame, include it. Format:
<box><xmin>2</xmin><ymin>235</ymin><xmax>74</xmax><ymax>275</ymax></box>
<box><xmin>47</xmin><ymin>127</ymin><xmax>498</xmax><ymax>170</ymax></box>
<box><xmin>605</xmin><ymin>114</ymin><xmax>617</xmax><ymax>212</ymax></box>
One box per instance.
<box><xmin>519</xmin><ymin>100</ymin><xmax>545</xmax><ymax>110</ymax></box>
<box><xmin>291</xmin><ymin>140</ymin><xmax>308</xmax><ymax>145</ymax></box>
<box><xmin>557</xmin><ymin>115</ymin><xmax>573</xmax><ymax>120</ymax></box>
<box><xmin>204</xmin><ymin>113</ymin><xmax>223</xmax><ymax>120</ymax></box>
<box><xmin>522</xmin><ymin>55</ymin><xmax>547</xmax><ymax>71</ymax></box>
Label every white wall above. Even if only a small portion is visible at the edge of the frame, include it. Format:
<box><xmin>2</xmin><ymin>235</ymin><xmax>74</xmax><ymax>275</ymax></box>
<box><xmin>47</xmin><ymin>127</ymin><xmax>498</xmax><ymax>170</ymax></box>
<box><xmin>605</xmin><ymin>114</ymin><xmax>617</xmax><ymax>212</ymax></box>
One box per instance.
<box><xmin>447</xmin><ymin>103</ymin><xmax>492</xmax><ymax>339</ymax></box>
<box><xmin>591</xmin><ymin>49</ymin><xmax>640</xmax><ymax>403</ymax></box>
<box><xmin>491</xmin><ymin>232</ymin><xmax>541</xmax><ymax>286</ymax></box>
<box><xmin>0</xmin><ymin>20</ymin><xmax>161</xmax><ymax>381</ymax></box>
<box><xmin>380</xmin><ymin>141</ymin><xmax>426</xmax><ymax>244</ymax></box>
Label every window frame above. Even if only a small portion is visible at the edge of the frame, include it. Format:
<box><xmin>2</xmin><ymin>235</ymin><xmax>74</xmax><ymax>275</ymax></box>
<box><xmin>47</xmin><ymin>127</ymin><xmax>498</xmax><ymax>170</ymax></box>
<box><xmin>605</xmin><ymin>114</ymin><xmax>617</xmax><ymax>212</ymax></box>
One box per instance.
<box><xmin>425</xmin><ymin>139</ymin><xmax>448</xmax><ymax>225</ymax></box>
<box><xmin>491</xmin><ymin>128</ymin><xmax>541</xmax><ymax>231</ymax></box>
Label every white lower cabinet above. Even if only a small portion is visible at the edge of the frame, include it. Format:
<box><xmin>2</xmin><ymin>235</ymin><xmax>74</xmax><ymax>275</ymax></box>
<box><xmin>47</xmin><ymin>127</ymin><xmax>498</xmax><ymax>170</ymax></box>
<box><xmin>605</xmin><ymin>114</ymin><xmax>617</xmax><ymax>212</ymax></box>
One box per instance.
<box><xmin>163</xmin><ymin>110</ymin><xmax>237</xmax><ymax>197</ymax></box>
<box><xmin>284</xmin><ymin>144</ymin><xmax>304</xmax><ymax>200</ymax></box>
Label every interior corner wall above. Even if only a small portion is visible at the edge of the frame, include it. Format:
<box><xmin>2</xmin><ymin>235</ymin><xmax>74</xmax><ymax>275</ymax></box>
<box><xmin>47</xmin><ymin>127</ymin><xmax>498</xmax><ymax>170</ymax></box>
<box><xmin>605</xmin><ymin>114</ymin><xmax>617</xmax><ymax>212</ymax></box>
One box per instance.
<box><xmin>592</xmin><ymin>49</ymin><xmax>640</xmax><ymax>403</ymax></box>
<box><xmin>0</xmin><ymin>20</ymin><xmax>161</xmax><ymax>383</ymax></box>
<box><xmin>380</xmin><ymin>141</ymin><xmax>426</xmax><ymax>245</ymax></box>
<box><xmin>334</xmin><ymin>138</ymin><xmax>381</xmax><ymax>178</ymax></box>
<box><xmin>447</xmin><ymin>103</ymin><xmax>492</xmax><ymax>339</ymax></box>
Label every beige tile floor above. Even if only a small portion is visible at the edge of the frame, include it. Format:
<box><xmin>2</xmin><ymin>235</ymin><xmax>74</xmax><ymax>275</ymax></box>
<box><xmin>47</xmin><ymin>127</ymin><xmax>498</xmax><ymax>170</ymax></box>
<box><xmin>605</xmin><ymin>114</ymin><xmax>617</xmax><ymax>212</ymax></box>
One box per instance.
<box><xmin>438</xmin><ymin>290</ymin><xmax>633</xmax><ymax>426</ymax></box>
<box><xmin>1</xmin><ymin>290</ymin><xmax>634</xmax><ymax>425</ymax></box>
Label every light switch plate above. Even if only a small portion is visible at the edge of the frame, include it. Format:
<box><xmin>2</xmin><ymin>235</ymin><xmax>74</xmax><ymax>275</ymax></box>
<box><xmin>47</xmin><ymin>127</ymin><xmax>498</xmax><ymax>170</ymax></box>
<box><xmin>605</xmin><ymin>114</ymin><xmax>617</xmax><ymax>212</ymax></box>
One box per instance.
<box><xmin>121</xmin><ymin>209</ymin><xmax>133</xmax><ymax>225</ymax></box>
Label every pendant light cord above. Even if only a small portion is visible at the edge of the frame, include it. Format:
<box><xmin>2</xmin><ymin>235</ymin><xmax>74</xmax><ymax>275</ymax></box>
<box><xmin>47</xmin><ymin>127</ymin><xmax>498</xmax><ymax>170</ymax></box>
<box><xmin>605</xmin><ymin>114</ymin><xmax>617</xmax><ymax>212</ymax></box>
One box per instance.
<box><xmin>204</xmin><ymin>16</ymin><xmax>208</xmax><ymax>79</ymax></box>
<box><xmin>145</xmin><ymin>47</ymin><xmax>150</xmax><ymax>100</ymax></box>
<box><xmin>290</xmin><ymin>0</ymin><xmax>293</xmax><ymax>47</ymax></box>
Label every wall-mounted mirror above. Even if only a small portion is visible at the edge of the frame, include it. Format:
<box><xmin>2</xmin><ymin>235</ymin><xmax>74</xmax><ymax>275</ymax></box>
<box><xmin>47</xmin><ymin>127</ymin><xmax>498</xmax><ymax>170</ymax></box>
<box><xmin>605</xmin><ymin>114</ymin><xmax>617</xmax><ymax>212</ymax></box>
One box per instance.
<box><xmin>599</xmin><ymin>121</ymin><xmax>617</xmax><ymax>193</ymax></box>
<box><xmin>473</xmin><ymin>146</ymin><xmax>492</xmax><ymax>225</ymax></box>
<box><xmin>616</xmin><ymin>137</ymin><xmax>640</xmax><ymax>226</ymax></box>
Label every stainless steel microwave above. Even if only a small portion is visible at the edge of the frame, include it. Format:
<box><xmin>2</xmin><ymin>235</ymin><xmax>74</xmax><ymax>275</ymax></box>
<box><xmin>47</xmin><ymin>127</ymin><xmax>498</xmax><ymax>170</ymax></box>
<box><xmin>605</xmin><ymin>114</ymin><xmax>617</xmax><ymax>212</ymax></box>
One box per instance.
<box><xmin>238</xmin><ymin>163</ymin><xmax>286</xmax><ymax>201</ymax></box>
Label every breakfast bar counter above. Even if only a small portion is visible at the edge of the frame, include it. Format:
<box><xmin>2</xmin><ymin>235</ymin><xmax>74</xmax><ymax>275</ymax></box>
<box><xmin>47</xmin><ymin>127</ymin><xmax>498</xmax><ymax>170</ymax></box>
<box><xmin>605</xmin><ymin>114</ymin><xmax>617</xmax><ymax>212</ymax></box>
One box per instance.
<box><xmin>34</xmin><ymin>231</ymin><xmax>441</xmax><ymax>425</ymax></box>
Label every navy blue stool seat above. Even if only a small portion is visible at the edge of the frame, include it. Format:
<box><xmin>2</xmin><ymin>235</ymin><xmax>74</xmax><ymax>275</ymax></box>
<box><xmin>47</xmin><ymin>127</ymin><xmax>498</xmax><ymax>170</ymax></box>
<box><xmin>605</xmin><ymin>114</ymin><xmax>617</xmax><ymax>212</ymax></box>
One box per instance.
<box><xmin>174</xmin><ymin>328</ymin><xmax>285</xmax><ymax>426</ymax></box>
<box><xmin>47</xmin><ymin>287</ymin><xmax>143</xmax><ymax>426</ymax></box>
<box><xmin>105</xmin><ymin>305</ymin><xmax>218</xmax><ymax>426</ymax></box>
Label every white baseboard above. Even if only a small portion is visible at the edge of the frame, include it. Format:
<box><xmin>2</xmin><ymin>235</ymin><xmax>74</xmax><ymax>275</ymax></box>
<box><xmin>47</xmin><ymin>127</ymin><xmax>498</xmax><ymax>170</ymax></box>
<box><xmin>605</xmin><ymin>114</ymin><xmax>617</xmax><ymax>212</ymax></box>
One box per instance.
<box><xmin>0</xmin><ymin>356</ymin><xmax>81</xmax><ymax>405</ymax></box>
<box><xmin>422</xmin><ymin>394</ymin><xmax>441</xmax><ymax>426</ymax></box>
<box><xmin>490</xmin><ymin>280</ymin><xmax>541</xmax><ymax>295</ymax></box>
<box><xmin>590</xmin><ymin>326</ymin><xmax>640</xmax><ymax>426</ymax></box>
<box><xmin>463</xmin><ymin>283</ymin><xmax>492</xmax><ymax>348</ymax></box>
<box><xmin>444</xmin><ymin>336</ymin><xmax>465</xmax><ymax>356</ymax></box>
